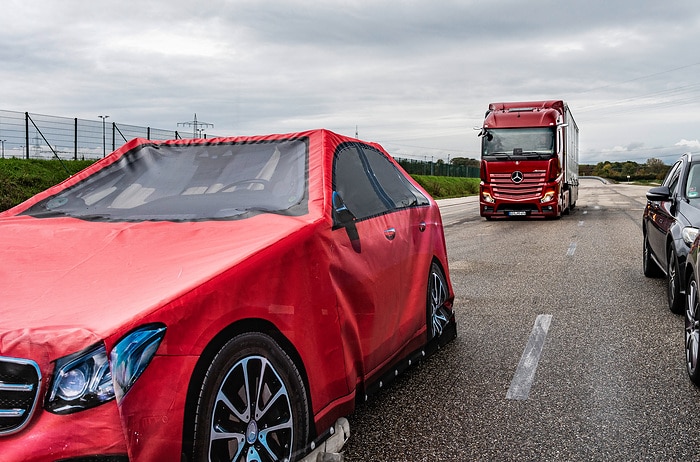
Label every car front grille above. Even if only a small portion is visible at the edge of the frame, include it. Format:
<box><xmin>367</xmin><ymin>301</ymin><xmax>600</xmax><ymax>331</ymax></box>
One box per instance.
<box><xmin>490</xmin><ymin>171</ymin><xmax>546</xmax><ymax>200</ymax></box>
<box><xmin>0</xmin><ymin>357</ymin><xmax>41</xmax><ymax>435</ymax></box>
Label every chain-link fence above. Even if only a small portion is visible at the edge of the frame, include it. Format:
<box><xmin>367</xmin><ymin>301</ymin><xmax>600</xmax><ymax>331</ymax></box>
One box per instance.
<box><xmin>0</xmin><ymin>110</ymin><xmax>213</xmax><ymax>161</ymax></box>
<box><xmin>395</xmin><ymin>157</ymin><xmax>480</xmax><ymax>178</ymax></box>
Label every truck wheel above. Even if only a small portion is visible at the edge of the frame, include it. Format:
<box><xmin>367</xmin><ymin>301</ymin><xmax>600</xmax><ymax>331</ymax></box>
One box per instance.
<box><xmin>192</xmin><ymin>332</ymin><xmax>309</xmax><ymax>462</ymax></box>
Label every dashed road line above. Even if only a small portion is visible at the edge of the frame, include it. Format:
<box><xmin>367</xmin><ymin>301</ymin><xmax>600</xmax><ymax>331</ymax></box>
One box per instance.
<box><xmin>506</xmin><ymin>314</ymin><xmax>553</xmax><ymax>401</ymax></box>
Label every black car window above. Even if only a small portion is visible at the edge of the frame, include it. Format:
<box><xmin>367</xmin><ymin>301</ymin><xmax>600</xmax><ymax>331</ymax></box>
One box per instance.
<box><xmin>686</xmin><ymin>163</ymin><xmax>700</xmax><ymax>199</ymax></box>
<box><xmin>332</xmin><ymin>143</ymin><xmax>430</xmax><ymax>223</ymax></box>
<box><xmin>333</xmin><ymin>144</ymin><xmax>390</xmax><ymax>220</ymax></box>
<box><xmin>664</xmin><ymin>161</ymin><xmax>682</xmax><ymax>194</ymax></box>
<box><xmin>22</xmin><ymin>139</ymin><xmax>309</xmax><ymax>222</ymax></box>
<box><xmin>360</xmin><ymin>146</ymin><xmax>430</xmax><ymax>209</ymax></box>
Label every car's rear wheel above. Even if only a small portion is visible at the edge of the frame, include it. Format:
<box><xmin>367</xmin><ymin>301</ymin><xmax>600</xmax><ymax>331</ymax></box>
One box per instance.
<box><xmin>192</xmin><ymin>332</ymin><xmax>309</xmax><ymax>462</ymax></box>
<box><xmin>668</xmin><ymin>249</ymin><xmax>683</xmax><ymax>314</ymax></box>
<box><xmin>427</xmin><ymin>262</ymin><xmax>450</xmax><ymax>341</ymax></box>
<box><xmin>643</xmin><ymin>233</ymin><xmax>663</xmax><ymax>277</ymax></box>
<box><xmin>686</xmin><ymin>276</ymin><xmax>700</xmax><ymax>385</ymax></box>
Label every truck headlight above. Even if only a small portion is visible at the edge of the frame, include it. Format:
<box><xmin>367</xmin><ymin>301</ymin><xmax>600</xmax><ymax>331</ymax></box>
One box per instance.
<box><xmin>541</xmin><ymin>191</ymin><xmax>556</xmax><ymax>203</ymax></box>
<box><xmin>482</xmin><ymin>192</ymin><xmax>495</xmax><ymax>203</ymax></box>
<box><xmin>683</xmin><ymin>227</ymin><xmax>700</xmax><ymax>246</ymax></box>
<box><xmin>46</xmin><ymin>343</ymin><xmax>114</xmax><ymax>414</ymax></box>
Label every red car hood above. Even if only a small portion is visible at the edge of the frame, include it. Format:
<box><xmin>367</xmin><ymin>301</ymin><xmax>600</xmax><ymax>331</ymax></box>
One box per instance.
<box><xmin>0</xmin><ymin>213</ymin><xmax>315</xmax><ymax>360</ymax></box>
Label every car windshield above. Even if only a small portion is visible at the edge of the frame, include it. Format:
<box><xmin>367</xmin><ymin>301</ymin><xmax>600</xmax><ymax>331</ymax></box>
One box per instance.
<box><xmin>686</xmin><ymin>163</ymin><xmax>700</xmax><ymax>200</ymax></box>
<box><xmin>22</xmin><ymin>138</ymin><xmax>308</xmax><ymax>221</ymax></box>
<box><xmin>482</xmin><ymin>128</ymin><xmax>555</xmax><ymax>158</ymax></box>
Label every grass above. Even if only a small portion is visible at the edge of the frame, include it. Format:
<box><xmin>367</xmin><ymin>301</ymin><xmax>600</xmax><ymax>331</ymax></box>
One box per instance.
<box><xmin>0</xmin><ymin>158</ymin><xmax>95</xmax><ymax>212</ymax></box>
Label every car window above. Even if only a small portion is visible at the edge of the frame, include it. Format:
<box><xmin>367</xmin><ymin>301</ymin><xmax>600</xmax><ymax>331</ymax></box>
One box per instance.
<box><xmin>22</xmin><ymin>139</ymin><xmax>309</xmax><ymax>221</ymax></box>
<box><xmin>360</xmin><ymin>146</ymin><xmax>430</xmax><ymax>209</ymax></box>
<box><xmin>332</xmin><ymin>143</ymin><xmax>429</xmax><ymax>222</ymax></box>
<box><xmin>664</xmin><ymin>161</ymin><xmax>682</xmax><ymax>194</ymax></box>
<box><xmin>686</xmin><ymin>163</ymin><xmax>700</xmax><ymax>199</ymax></box>
<box><xmin>333</xmin><ymin>144</ymin><xmax>390</xmax><ymax>219</ymax></box>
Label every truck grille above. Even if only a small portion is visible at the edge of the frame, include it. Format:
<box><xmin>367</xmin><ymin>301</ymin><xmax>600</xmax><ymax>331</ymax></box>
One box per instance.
<box><xmin>489</xmin><ymin>171</ymin><xmax>546</xmax><ymax>200</ymax></box>
<box><xmin>0</xmin><ymin>357</ymin><xmax>41</xmax><ymax>435</ymax></box>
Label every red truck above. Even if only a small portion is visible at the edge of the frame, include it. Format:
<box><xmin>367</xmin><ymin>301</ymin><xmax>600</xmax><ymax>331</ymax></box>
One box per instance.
<box><xmin>478</xmin><ymin>100</ymin><xmax>579</xmax><ymax>219</ymax></box>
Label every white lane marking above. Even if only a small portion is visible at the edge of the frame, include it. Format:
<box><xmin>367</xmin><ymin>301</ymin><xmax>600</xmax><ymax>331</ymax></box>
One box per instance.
<box><xmin>567</xmin><ymin>242</ymin><xmax>577</xmax><ymax>256</ymax></box>
<box><xmin>506</xmin><ymin>314</ymin><xmax>553</xmax><ymax>401</ymax></box>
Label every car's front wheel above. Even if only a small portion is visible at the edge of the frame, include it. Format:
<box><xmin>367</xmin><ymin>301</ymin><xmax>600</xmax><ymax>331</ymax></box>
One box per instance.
<box><xmin>192</xmin><ymin>332</ymin><xmax>309</xmax><ymax>462</ymax></box>
<box><xmin>668</xmin><ymin>249</ymin><xmax>683</xmax><ymax>314</ymax></box>
<box><xmin>686</xmin><ymin>276</ymin><xmax>700</xmax><ymax>385</ymax></box>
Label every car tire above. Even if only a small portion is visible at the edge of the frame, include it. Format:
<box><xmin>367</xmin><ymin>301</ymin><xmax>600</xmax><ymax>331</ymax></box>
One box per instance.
<box><xmin>643</xmin><ymin>234</ymin><xmax>663</xmax><ymax>278</ymax></box>
<box><xmin>192</xmin><ymin>332</ymin><xmax>309</xmax><ymax>462</ymax></box>
<box><xmin>427</xmin><ymin>262</ymin><xmax>450</xmax><ymax>341</ymax></box>
<box><xmin>668</xmin><ymin>249</ymin><xmax>683</xmax><ymax>314</ymax></box>
<box><xmin>686</xmin><ymin>276</ymin><xmax>700</xmax><ymax>385</ymax></box>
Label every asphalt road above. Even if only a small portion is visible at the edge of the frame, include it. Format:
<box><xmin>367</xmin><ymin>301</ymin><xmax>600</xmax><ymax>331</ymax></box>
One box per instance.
<box><xmin>343</xmin><ymin>179</ymin><xmax>700</xmax><ymax>461</ymax></box>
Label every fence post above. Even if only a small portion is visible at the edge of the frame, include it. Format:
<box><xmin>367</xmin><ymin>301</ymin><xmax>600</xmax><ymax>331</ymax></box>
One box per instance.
<box><xmin>74</xmin><ymin>118</ymin><xmax>78</xmax><ymax>161</ymax></box>
<box><xmin>24</xmin><ymin>112</ymin><xmax>29</xmax><ymax>159</ymax></box>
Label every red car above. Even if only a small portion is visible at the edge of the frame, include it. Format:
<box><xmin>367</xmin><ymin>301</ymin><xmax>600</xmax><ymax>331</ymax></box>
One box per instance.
<box><xmin>0</xmin><ymin>129</ymin><xmax>456</xmax><ymax>461</ymax></box>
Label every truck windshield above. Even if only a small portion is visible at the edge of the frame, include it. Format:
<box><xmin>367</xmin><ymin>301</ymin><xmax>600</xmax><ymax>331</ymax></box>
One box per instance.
<box><xmin>482</xmin><ymin>128</ymin><xmax>555</xmax><ymax>159</ymax></box>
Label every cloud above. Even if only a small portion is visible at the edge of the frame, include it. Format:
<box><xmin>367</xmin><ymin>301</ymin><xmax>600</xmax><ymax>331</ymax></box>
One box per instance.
<box><xmin>1</xmin><ymin>0</ymin><xmax>700</xmax><ymax>164</ymax></box>
<box><xmin>676</xmin><ymin>139</ymin><xmax>700</xmax><ymax>148</ymax></box>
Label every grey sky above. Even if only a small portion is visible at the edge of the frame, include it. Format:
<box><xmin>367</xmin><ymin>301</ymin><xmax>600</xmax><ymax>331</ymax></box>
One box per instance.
<box><xmin>2</xmin><ymin>0</ymin><xmax>699</xmax><ymax>164</ymax></box>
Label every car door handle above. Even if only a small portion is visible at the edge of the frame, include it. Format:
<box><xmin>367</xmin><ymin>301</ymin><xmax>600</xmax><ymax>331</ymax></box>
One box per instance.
<box><xmin>384</xmin><ymin>228</ymin><xmax>396</xmax><ymax>241</ymax></box>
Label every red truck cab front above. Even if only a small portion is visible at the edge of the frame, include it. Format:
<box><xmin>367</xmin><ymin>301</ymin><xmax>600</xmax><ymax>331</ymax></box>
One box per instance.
<box><xmin>478</xmin><ymin>100</ymin><xmax>579</xmax><ymax>219</ymax></box>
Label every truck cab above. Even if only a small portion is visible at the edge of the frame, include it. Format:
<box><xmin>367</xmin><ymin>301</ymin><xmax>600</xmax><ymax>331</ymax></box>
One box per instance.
<box><xmin>478</xmin><ymin>100</ymin><xmax>579</xmax><ymax>219</ymax></box>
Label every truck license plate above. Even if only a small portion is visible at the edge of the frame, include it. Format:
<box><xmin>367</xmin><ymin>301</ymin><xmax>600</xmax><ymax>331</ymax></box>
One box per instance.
<box><xmin>508</xmin><ymin>211</ymin><xmax>527</xmax><ymax>216</ymax></box>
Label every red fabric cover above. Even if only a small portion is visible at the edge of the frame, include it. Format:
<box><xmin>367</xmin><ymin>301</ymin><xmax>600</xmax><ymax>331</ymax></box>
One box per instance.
<box><xmin>0</xmin><ymin>129</ymin><xmax>452</xmax><ymax>461</ymax></box>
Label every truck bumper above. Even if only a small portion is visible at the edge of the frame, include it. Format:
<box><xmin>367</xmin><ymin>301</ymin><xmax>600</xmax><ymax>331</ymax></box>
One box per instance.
<box><xmin>480</xmin><ymin>201</ymin><xmax>559</xmax><ymax>218</ymax></box>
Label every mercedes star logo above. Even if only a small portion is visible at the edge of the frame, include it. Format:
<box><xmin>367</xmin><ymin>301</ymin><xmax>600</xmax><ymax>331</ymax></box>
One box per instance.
<box><xmin>511</xmin><ymin>171</ymin><xmax>524</xmax><ymax>184</ymax></box>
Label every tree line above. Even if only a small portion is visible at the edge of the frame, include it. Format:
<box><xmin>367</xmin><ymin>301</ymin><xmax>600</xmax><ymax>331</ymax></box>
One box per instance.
<box><xmin>578</xmin><ymin>158</ymin><xmax>670</xmax><ymax>181</ymax></box>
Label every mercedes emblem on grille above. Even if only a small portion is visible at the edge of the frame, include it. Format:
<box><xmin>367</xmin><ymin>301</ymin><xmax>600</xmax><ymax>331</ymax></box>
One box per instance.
<box><xmin>511</xmin><ymin>171</ymin><xmax>524</xmax><ymax>183</ymax></box>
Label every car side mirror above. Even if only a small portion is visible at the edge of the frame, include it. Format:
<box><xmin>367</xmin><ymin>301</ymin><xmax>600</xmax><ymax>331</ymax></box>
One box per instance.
<box><xmin>646</xmin><ymin>185</ymin><xmax>671</xmax><ymax>202</ymax></box>
<box><xmin>332</xmin><ymin>191</ymin><xmax>356</xmax><ymax>227</ymax></box>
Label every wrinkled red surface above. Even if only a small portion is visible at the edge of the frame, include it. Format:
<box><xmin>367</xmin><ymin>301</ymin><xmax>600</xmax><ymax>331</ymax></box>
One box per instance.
<box><xmin>0</xmin><ymin>129</ymin><xmax>452</xmax><ymax>461</ymax></box>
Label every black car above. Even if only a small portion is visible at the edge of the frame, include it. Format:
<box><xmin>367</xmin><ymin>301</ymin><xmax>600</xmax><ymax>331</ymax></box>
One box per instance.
<box><xmin>643</xmin><ymin>152</ymin><xmax>700</xmax><ymax>314</ymax></box>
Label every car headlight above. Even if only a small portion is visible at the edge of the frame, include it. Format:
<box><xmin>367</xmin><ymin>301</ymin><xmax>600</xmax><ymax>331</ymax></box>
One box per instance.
<box><xmin>45</xmin><ymin>324</ymin><xmax>166</xmax><ymax>414</ymax></box>
<box><xmin>110</xmin><ymin>324</ymin><xmax>166</xmax><ymax>403</ymax></box>
<box><xmin>683</xmin><ymin>227</ymin><xmax>700</xmax><ymax>246</ymax></box>
<box><xmin>46</xmin><ymin>343</ymin><xmax>114</xmax><ymax>414</ymax></box>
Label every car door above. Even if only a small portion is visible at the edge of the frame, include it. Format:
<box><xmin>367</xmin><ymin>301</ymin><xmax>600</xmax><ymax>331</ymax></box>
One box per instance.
<box><xmin>647</xmin><ymin>160</ymin><xmax>682</xmax><ymax>266</ymax></box>
<box><xmin>329</xmin><ymin>142</ymin><xmax>430</xmax><ymax>377</ymax></box>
